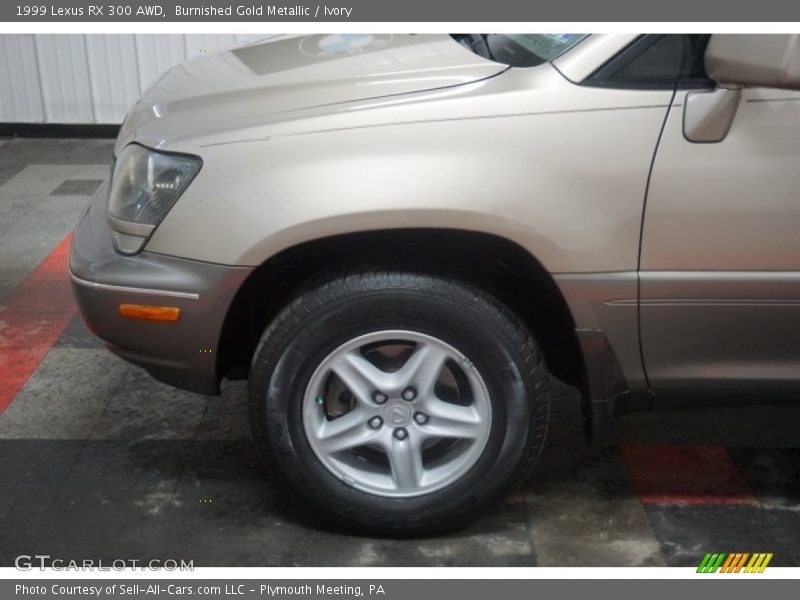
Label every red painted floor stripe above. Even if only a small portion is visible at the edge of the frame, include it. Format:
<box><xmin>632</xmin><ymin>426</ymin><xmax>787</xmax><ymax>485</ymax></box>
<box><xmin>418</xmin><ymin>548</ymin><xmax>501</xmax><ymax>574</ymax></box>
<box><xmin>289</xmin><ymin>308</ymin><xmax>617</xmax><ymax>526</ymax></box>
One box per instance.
<box><xmin>622</xmin><ymin>444</ymin><xmax>758</xmax><ymax>506</ymax></box>
<box><xmin>0</xmin><ymin>233</ymin><xmax>76</xmax><ymax>414</ymax></box>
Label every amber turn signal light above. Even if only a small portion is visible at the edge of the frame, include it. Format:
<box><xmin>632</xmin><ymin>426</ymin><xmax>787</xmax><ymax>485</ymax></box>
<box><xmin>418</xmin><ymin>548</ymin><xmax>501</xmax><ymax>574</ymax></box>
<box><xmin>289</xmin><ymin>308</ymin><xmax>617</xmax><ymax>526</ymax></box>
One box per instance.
<box><xmin>118</xmin><ymin>304</ymin><xmax>181</xmax><ymax>322</ymax></box>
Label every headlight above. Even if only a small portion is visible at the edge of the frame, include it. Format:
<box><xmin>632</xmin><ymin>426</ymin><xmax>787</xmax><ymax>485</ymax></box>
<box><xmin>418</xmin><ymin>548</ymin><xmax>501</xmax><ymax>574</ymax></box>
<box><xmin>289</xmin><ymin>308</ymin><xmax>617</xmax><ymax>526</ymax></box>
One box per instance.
<box><xmin>108</xmin><ymin>143</ymin><xmax>202</xmax><ymax>255</ymax></box>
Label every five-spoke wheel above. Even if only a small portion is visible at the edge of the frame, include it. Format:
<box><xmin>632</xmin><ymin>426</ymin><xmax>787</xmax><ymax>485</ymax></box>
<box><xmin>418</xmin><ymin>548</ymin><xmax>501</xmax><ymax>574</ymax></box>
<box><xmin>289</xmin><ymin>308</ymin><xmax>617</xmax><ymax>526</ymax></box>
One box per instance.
<box><xmin>248</xmin><ymin>270</ymin><xmax>549</xmax><ymax>533</ymax></box>
<box><xmin>303</xmin><ymin>330</ymin><xmax>492</xmax><ymax>497</ymax></box>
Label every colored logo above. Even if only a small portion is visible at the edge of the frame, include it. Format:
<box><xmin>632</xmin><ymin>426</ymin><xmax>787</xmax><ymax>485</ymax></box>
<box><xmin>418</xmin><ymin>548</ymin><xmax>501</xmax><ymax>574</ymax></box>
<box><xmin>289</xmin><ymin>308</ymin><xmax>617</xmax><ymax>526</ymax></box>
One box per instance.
<box><xmin>697</xmin><ymin>553</ymin><xmax>773</xmax><ymax>573</ymax></box>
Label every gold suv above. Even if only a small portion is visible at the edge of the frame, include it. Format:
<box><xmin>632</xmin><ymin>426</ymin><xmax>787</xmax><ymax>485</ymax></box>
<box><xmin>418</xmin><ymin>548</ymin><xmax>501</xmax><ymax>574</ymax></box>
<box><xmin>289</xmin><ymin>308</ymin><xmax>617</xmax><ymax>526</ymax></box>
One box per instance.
<box><xmin>70</xmin><ymin>34</ymin><xmax>800</xmax><ymax>533</ymax></box>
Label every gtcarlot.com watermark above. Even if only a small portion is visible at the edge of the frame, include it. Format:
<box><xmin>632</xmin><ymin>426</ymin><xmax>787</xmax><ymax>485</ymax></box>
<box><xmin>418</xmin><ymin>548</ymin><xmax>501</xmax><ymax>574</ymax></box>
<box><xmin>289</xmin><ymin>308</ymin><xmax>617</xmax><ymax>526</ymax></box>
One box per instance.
<box><xmin>14</xmin><ymin>554</ymin><xmax>194</xmax><ymax>571</ymax></box>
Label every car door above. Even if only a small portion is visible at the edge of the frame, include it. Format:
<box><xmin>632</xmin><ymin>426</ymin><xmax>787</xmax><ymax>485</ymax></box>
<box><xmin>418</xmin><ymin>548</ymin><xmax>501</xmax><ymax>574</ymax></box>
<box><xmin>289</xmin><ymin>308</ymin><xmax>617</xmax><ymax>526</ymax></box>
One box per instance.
<box><xmin>640</xmin><ymin>35</ymin><xmax>800</xmax><ymax>395</ymax></box>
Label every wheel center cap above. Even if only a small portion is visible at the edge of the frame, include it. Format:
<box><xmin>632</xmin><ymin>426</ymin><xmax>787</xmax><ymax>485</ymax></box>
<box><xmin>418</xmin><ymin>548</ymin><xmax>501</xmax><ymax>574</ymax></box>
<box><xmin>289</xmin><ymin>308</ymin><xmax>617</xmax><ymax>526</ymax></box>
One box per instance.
<box><xmin>383</xmin><ymin>402</ymin><xmax>411</xmax><ymax>426</ymax></box>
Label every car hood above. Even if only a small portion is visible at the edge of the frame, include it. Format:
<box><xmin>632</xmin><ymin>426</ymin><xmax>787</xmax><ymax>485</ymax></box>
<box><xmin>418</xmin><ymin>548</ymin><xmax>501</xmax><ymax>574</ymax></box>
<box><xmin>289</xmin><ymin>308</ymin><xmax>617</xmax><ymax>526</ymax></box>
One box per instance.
<box><xmin>115</xmin><ymin>34</ymin><xmax>505</xmax><ymax>153</ymax></box>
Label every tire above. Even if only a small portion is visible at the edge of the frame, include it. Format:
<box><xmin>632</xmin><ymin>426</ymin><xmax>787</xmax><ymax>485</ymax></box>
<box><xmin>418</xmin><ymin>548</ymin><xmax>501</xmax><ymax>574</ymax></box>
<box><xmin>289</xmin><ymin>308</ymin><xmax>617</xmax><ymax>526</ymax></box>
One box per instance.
<box><xmin>247</xmin><ymin>270</ymin><xmax>550</xmax><ymax>534</ymax></box>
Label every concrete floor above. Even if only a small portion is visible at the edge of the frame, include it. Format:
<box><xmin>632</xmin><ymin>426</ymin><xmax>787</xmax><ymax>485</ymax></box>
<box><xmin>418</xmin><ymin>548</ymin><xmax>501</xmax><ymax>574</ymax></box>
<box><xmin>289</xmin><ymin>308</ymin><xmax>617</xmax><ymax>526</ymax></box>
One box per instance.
<box><xmin>2</xmin><ymin>137</ymin><xmax>800</xmax><ymax>567</ymax></box>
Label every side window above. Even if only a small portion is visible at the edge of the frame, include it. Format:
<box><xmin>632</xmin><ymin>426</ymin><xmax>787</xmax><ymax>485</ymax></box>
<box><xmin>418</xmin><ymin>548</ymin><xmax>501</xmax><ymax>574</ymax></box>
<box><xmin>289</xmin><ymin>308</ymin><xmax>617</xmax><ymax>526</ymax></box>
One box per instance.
<box><xmin>585</xmin><ymin>34</ymin><xmax>713</xmax><ymax>90</ymax></box>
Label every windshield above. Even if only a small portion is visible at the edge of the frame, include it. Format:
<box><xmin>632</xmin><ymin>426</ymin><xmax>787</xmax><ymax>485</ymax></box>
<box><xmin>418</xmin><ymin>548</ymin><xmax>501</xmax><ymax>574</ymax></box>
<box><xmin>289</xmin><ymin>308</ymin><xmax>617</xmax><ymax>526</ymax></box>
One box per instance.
<box><xmin>452</xmin><ymin>34</ymin><xmax>586</xmax><ymax>67</ymax></box>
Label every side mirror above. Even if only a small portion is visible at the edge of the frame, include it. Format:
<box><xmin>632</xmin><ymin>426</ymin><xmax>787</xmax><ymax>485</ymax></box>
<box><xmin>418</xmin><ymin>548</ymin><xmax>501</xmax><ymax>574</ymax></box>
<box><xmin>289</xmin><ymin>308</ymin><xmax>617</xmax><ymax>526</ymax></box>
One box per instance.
<box><xmin>705</xmin><ymin>34</ymin><xmax>800</xmax><ymax>90</ymax></box>
<box><xmin>684</xmin><ymin>35</ymin><xmax>800</xmax><ymax>144</ymax></box>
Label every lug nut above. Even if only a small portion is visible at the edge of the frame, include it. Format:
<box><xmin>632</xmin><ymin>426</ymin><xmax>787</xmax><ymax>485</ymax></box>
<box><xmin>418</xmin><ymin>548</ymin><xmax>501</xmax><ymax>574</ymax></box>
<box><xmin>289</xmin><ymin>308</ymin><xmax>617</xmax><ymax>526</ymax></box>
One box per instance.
<box><xmin>373</xmin><ymin>391</ymin><xmax>388</xmax><ymax>405</ymax></box>
<box><xmin>368</xmin><ymin>416</ymin><xmax>383</xmax><ymax>429</ymax></box>
<box><xmin>413</xmin><ymin>412</ymin><xmax>429</xmax><ymax>425</ymax></box>
<box><xmin>393</xmin><ymin>427</ymin><xmax>408</xmax><ymax>440</ymax></box>
<box><xmin>401</xmin><ymin>387</ymin><xmax>417</xmax><ymax>401</ymax></box>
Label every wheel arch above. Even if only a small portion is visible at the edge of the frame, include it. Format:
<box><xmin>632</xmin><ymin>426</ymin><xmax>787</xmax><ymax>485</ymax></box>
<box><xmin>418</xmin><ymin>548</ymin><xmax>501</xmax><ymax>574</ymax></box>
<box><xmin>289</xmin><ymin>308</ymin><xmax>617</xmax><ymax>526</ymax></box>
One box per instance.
<box><xmin>217</xmin><ymin>228</ymin><xmax>589</xmax><ymax>401</ymax></box>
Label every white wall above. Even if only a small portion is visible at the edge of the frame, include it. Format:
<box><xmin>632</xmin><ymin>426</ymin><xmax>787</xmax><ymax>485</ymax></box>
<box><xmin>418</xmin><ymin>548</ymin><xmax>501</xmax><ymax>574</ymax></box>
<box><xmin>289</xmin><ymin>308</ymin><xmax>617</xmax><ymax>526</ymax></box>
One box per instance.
<box><xmin>0</xmin><ymin>34</ymin><xmax>277</xmax><ymax>124</ymax></box>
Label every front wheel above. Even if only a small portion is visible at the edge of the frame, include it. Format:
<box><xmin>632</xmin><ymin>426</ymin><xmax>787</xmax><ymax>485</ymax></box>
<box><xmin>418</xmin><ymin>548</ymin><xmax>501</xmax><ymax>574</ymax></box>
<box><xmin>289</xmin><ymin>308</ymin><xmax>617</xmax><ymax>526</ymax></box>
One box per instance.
<box><xmin>248</xmin><ymin>271</ymin><xmax>550</xmax><ymax>534</ymax></box>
